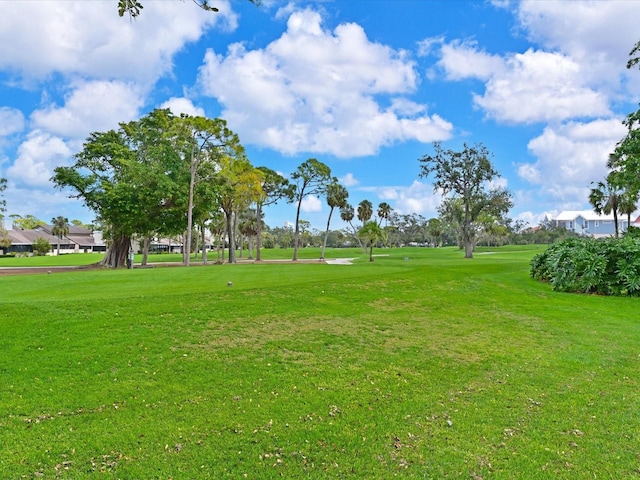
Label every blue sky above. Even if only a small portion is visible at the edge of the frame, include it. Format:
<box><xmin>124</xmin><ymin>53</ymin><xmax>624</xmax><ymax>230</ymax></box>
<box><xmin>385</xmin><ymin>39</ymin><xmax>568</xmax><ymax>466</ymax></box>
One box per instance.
<box><xmin>1</xmin><ymin>0</ymin><xmax>639</xmax><ymax>231</ymax></box>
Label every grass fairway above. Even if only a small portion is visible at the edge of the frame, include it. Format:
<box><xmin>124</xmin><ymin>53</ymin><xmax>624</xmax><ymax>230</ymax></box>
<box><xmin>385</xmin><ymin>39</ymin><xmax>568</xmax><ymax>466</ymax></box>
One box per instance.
<box><xmin>1</xmin><ymin>246</ymin><xmax>639</xmax><ymax>478</ymax></box>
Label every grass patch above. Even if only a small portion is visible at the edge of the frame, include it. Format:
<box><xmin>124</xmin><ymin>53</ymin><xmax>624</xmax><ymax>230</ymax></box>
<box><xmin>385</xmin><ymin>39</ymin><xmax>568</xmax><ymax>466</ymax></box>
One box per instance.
<box><xmin>1</xmin><ymin>246</ymin><xmax>639</xmax><ymax>478</ymax></box>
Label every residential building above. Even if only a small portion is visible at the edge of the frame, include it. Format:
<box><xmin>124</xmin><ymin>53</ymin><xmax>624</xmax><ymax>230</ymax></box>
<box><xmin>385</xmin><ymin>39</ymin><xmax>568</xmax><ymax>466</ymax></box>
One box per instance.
<box><xmin>4</xmin><ymin>225</ymin><xmax>106</xmax><ymax>254</ymax></box>
<box><xmin>552</xmin><ymin>210</ymin><xmax>633</xmax><ymax>238</ymax></box>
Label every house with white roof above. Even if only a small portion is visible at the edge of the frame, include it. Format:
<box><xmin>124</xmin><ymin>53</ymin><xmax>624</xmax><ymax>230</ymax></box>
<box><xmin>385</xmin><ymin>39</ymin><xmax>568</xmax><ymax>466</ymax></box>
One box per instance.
<box><xmin>552</xmin><ymin>210</ymin><xmax>632</xmax><ymax>238</ymax></box>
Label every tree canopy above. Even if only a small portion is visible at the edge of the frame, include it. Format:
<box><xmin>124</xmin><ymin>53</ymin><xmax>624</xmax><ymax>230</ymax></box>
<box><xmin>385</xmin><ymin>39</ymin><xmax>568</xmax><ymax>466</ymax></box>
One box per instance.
<box><xmin>419</xmin><ymin>142</ymin><xmax>512</xmax><ymax>258</ymax></box>
<box><xmin>321</xmin><ymin>181</ymin><xmax>349</xmax><ymax>260</ymax></box>
<box><xmin>290</xmin><ymin>158</ymin><xmax>333</xmax><ymax>261</ymax></box>
<box><xmin>255</xmin><ymin>167</ymin><xmax>294</xmax><ymax>261</ymax></box>
<box><xmin>52</xmin><ymin>109</ymin><xmax>244</xmax><ymax>268</ymax></box>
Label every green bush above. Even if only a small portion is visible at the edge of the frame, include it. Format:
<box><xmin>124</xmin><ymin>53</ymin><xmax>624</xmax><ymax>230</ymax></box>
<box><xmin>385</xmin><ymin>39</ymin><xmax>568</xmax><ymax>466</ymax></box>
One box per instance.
<box><xmin>32</xmin><ymin>236</ymin><xmax>52</xmax><ymax>256</ymax></box>
<box><xmin>530</xmin><ymin>236</ymin><xmax>640</xmax><ymax>296</ymax></box>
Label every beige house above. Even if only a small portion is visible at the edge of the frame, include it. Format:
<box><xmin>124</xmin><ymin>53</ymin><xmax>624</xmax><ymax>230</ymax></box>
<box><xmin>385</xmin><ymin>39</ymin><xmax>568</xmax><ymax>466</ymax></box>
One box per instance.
<box><xmin>4</xmin><ymin>225</ymin><xmax>106</xmax><ymax>255</ymax></box>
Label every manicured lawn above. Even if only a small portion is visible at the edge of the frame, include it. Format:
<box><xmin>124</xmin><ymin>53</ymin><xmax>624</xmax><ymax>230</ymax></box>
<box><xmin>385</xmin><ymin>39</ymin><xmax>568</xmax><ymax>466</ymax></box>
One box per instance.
<box><xmin>1</xmin><ymin>246</ymin><xmax>639</xmax><ymax>478</ymax></box>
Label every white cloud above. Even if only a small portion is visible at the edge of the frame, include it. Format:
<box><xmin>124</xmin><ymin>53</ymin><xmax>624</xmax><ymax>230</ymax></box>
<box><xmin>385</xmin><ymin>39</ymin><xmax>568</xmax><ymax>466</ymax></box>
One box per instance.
<box><xmin>0</xmin><ymin>107</ymin><xmax>26</xmax><ymax>136</ymax></box>
<box><xmin>198</xmin><ymin>8</ymin><xmax>453</xmax><ymax>157</ymax></box>
<box><xmin>517</xmin><ymin>118</ymin><xmax>627</xmax><ymax>208</ymax></box>
<box><xmin>474</xmin><ymin>49</ymin><xmax>610</xmax><ymax>123</ymax></box>
<box><xmin>436</xmin><ymin>1</ymin><xmax>640</xmax><ymax>124</ymax></box>
<box><xmin>438</xmin><ymin>40</ymin><xmax>505</xmax><ymax>81</ymax></box>
<box><xmin>517</xmin><ymin>163</ymin><xmax>540</xmax><ymax>184</ymax></box>
<box><xmin>0</xmin><ymin>0</ymin><xmax>233</xmax><ymax>84</ymax></box>
<box><xmin>489</xmin><ymin>177</ymin><xmax>508</xmax><ymax>190</ymax></box>
<box><xmin>371</xmin><ymin>180</ymin><xmax>442</xmax><ymax>217</ymax></box>
<box><xmin>416</xmin><ymin>36</ymin><xmax>445</xmax><ymax>58</ymax></box>
<box><xmin>515</xmin><ymin>1</ymin><xmax>640</xmax><ymax>98</ymax></box>
<box><xmin>159</xmin><ymin>97</ymin><xmax>206</xmax><ymax>117</ymax></box>
<box><xmin>513</xmin><ymin>210</ymin><xmax>548</xmax><ymax>228</ymax></box>
<box><xmin>517</xmin><ymin>1</ymin><xmax>639</xmax><ymax>69</ymax></box>
<box><xmin>301</xmin><ymin>194</ymin><xmax>322</xmax><ymax>213</ymax></box>
<box><xmin>31</xmin><ymin>80</ymin><xmax>144</xmax><ymax>138</ymax></box>
<box><xmin>7</xmin><ymin>131</ymin><xmax>71</xmax><ymax>188</ymax></box>
<box><xmin>437</xmin><ymin>39</ymin><xmax>611</xmax><ymax>124</ymax></box>
<box><xmin>339</xmin><ymin>173</ymin><xmax>359</xmax><ymax>187</ymax></box>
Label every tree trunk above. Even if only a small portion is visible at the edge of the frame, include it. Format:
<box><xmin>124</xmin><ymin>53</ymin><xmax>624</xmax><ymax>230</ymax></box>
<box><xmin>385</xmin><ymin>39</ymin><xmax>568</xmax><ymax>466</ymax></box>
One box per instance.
<box><xmin>100</xmin><ymin>235</ymin><xmax>131</xmax><ymax>268</ymax></box>
<box><xmin>321</xmin><ymin>207</ymin><xmax>334</xmax><ymax>260</ymax></box>
<box><xmin>247</xmin><ymin>234</ymin><xmax>254</xmax><ymax>260</ymax></box>
<box><xmin>256</xmin><ymin>204</ymin><xmax>263</xmax><ymax>261</ymax></box>
<box><xmin>463</xmin><ymin>206</ymin><xmax>474</xmax><ymax>258</ymax></box>
<box><xmin>293</xmin><ymin>200</ymin><xmax>302</xmax><ymax>261</ymax></box>
<box><xmin>347</xmin><ymin>221</ymin><xmax>365</xmax><ymax>253</ymax></box>
<box><xmin>201</xmin><ymin>226</ymin><xmax>208</xmax><ymax>265</ymax></box>
<box><xmin>184</xmin><ymin>149</ymin><xmax>198</xmax><ymax>267</ymax></box>
<box><xmin>226</xmin><ymin>210</ymin><xmax>236</xmax><ymax>263</ymax></box>
<box><xmin>142</xmin><ymin>236</ymin><xmax>151</xmax><ymax>265</ymax></box>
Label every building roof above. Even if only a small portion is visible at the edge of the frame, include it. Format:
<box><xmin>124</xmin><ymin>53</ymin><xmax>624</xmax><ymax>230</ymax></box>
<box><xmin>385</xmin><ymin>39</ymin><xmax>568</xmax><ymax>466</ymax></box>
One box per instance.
<box><xmin>7</xmin><ymin>230</ymin><xmax>58</xmax><ymax>245</ymax></box>
<box><xmin>554</xmin><ymin>210</ymin><xmax>618</xmax><ymax>222</ymax></box>
<box><xmin>7</xmin><ymin>225</ymin><xmax>103</xmax><ymax>247</ymax></box>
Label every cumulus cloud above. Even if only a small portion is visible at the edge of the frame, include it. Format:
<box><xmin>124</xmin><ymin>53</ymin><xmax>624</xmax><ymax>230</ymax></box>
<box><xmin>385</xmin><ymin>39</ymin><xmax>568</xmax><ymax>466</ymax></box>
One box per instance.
<box><xmin>198</xmin><ymin>8</ymin><xmax>453</xmax><ymax>157</ymax></box>
<box><xmin>517</xmin><ymin>118</ymin><xmax>627</xmax><ymax>208</ymax></box>
<box><xmin>0</xmin><ymin>107</ymin><xmax>26</xmax><ymax>137</ymax></box>
<box><xmin>475</xmin><ymin>49</ymin><xmax>610</xmax><ymax>123</ymax></box>
<box><xmin>370</xmin><ymin>180</ymin><xmax>442</xmax><ymax>217</ymax></box>
<box><xmin>30</xmin><ymin>81</ymin><xmax>144</xmax><ymax>138</ymax></box>
<box><xmin>7</xmin><ymin>131</ymin><xmax>71</xmax><ymax>188</ymax></box>
<box><xmin>159</xmin><ymin>97</ymin><xmax>206</xmax><ymax>117</ymax></box>
<box><xmin>517</xmin><ymin>1</ymin><xmax>639</xmax><ymax>71</ymax></box>
<box><xmin>433</xmin><ymin>1</ymin><xmax>640</xmax><ymax>124</ymax></box>
<box><xmin>438</xmin><ymin>40</ymin><xmax>505</xmax><ymax>81</ymax></box>
<box><xmin>301</xmin><ymin>194</ymin><xmax>323</xmax><ymax>213</ymax></box>
<box><xmin>0</xmin><ymin>1</ymin><xmax>233</xmax><ymax>84</ymax></box>
<box><xmin>339</xmin><ymin>173</ymin><xmax>359</xmax><ymax>187</ymax></box>
<box><xmin>438</xmin><ymin>40</ymin><xmax>610</xmax><ymax>124</ymax></box>
<box><xmin>516</xmin><ymin>0</ymin><xmax>640</xmax><ymax>98</ymax></box>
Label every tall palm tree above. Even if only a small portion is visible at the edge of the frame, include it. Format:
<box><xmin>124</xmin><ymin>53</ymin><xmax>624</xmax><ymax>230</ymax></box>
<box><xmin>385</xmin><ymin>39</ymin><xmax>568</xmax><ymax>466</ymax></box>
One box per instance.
<box><xmin>238</xmin><ymin>208</ymin><xmax>260</xmax><ymax>259</ymax></box>
<box><xmin>51</xmin><ymin>216</ymin><xmax>70</xmax><ymax>255</ymax></box>
<box><xmin>619</xmin><ymin>190</ymin><xmax>638</xmax><ymax>233</ymax></box>
<box><xmin>588</xmin><ymin>181</ymin><xmax>621</xmax><ymax>238</ymax></box>
<box><xmin>376</xmin><ymin>202</ymin><xmax>392</xmax><ymax>227</ymax></box>
<box><xmin>321</xmin><ymin>182</ymin><xmax>349</xmax><ymax>260</ymax></box>
<box><xmin>339</xmin><ymin>203</ymin><xmax>354</xmax><ymax>224</ymax></box>
<box><xmin>357</xmin><ymin>200</ymin><xmax>373</xmax><ymax>225</ymax></box>
<box><xmin>340</xmin><ymin>203</ymin><xmax>363</xmax><ymax>251</ymax></box>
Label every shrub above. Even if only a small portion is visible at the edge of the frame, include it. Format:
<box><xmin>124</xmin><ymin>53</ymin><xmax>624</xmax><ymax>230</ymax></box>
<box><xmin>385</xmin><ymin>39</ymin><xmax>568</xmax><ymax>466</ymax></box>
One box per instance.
<box><xmin>530</xmin><ymin>236</ymin><xmax>640</xmax><ymax>296</ymax></box>
<box><xmin>32</xmin><ymin>237</ymin><xmax>52</xmax><ymax>256</ymax></box>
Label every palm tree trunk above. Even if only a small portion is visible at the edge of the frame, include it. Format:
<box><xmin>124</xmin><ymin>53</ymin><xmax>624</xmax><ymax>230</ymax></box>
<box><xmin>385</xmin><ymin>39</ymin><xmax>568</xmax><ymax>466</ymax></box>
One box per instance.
<box><xmin>256</xmin><ymin>204</ymin><xmax>263</xmax><ymax>261</ymax></box>
<box><xmin>321</xmin><ymin>207</ymin><xmax>334</xmax><ymax>260</ymax></box>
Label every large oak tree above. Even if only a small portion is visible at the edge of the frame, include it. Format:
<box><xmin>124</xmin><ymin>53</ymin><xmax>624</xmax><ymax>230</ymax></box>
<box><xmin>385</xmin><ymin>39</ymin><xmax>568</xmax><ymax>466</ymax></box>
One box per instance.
<box><xmin>419</xmin><ymin>142</ymin><xmax>512</xmax><ymax>258</ymax></box>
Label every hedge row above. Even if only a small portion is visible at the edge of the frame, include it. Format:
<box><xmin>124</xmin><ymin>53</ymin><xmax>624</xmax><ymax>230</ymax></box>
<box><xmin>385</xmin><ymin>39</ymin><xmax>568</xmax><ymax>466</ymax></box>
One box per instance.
<box><xmin>530</xmin><ymin>236</ymin><xmax>640</xmax><ymax>296</ymax></box>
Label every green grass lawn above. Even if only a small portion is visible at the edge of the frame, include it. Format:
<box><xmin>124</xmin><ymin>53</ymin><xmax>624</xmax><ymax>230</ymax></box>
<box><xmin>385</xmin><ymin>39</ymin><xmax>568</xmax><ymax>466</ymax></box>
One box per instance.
<box><xmin>1</xmin><ymin>246</ymin><xmax>639</xmax><ymax>478</ymax></box>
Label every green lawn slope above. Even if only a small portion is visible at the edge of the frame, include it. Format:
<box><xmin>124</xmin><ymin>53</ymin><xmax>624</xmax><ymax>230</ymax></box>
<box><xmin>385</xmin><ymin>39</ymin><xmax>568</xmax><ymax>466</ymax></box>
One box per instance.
<box><xmin>1</xmin><ymin>246</ymin><xmax>639</xmax><ymax>478</ymax></box>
